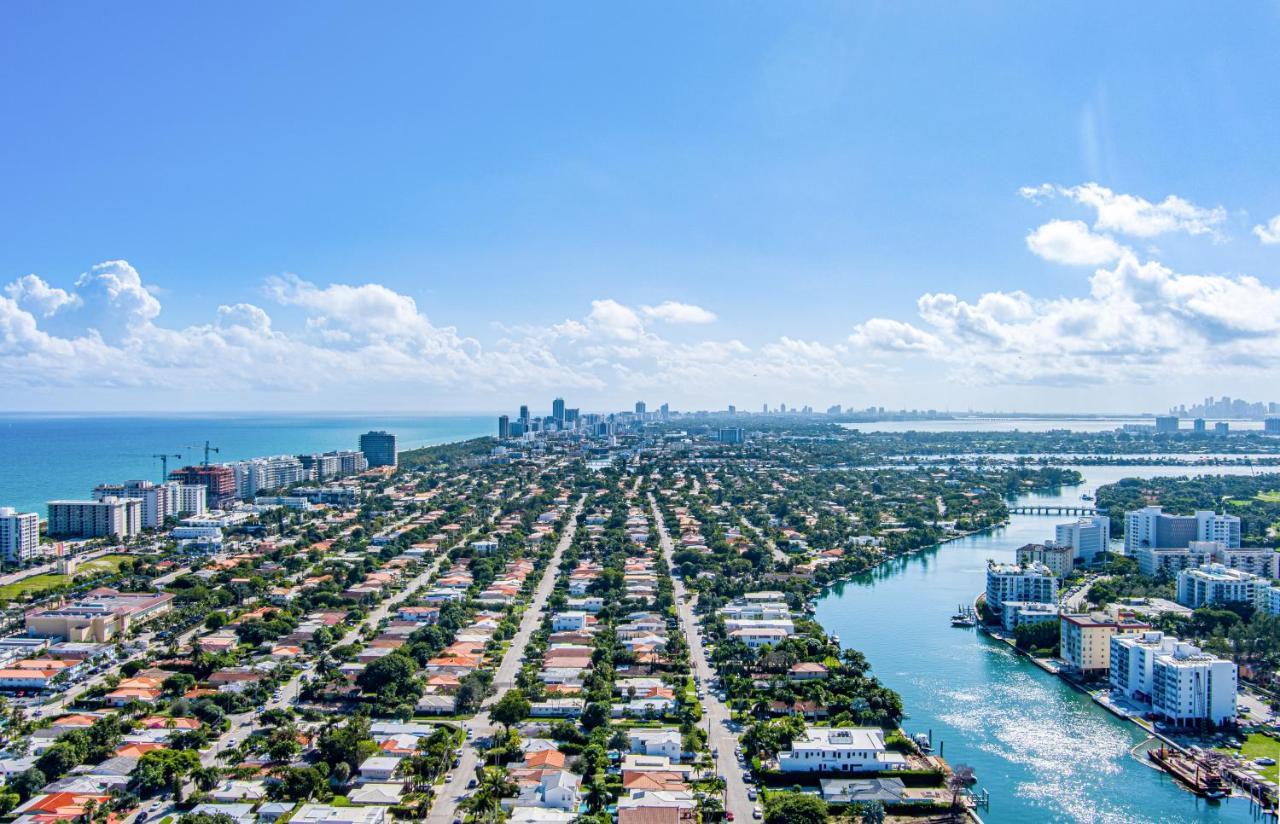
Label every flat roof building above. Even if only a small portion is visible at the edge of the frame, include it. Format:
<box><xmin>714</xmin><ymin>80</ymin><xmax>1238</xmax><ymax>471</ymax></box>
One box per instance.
<box><xmin>47</xmin><ymin>498</ymin><xmax>141</xmax><ymax>539</ymax></box>
<box><xmin>26</xmin><ymin>588</ymin><xmax>174</xmax><ymax>643</ymax></box>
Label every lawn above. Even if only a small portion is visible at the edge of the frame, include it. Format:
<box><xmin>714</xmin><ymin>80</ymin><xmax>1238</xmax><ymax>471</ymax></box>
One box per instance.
<box><xmin>0</xmin><ymin>553</ymin><xmax>132</xmax><ymax>602</ymax></box>
<box><xmin>0</xmin><ymin>573</ymin><xmax>72</xmax><ymax>602</ymax></box>
<box><xmin>1255</xmin><ymin>491</ymin><xmax>1280</xmax><ymax>503</ymax></box>
<box><xmin>1216</xmin><ymin>732</ymin><xmax>1280</xmax><ymax>783</ymax></box>
<box><xmin>78</xmin><ymin>553</ymin><xmax>134</xmax><ymax>574</ymax></box>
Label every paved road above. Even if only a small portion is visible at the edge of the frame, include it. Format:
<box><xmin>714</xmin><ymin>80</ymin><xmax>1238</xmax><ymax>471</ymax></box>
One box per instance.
<box><xmin>200</xmin><ymin>544</ymin><xmax>461</xmax><ymax>767</ymax></box>
<box><xmin>426</xmin><ymin>496</ymin><xmax>583</xmax><ymax>824</ymax></box>
<box><xmin>1062</xmin><ymin>575</ymin><xmax>1111</xmax><ymax>612</ymax></box>
<box><xmin>651</xmin><ymin>493</ymin><xmax>752</xmax><ymax>821</ymax></box>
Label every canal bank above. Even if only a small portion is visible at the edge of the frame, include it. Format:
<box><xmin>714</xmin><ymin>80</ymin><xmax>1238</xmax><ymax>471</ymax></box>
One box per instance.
<box><xmin>814</xmin><ymin>464</ymin><xmax>1266</xmax><ymax>823</ymax></box>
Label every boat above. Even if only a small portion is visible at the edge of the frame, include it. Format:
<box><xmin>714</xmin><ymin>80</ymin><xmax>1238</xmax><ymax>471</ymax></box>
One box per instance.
<box><xmin>912</xmin><ymin>732</ymin><xmax>933</xmax><ymax>752</ymax></box>
<box><xmin>1081</xmin><ymin>493</ymin><xmax>1094</xmax><ymax>501</ymax></box>
<box><xmin>951</xmin><ymin>605</ymin><xmax>977</xmax><ymax>627</ymax></box>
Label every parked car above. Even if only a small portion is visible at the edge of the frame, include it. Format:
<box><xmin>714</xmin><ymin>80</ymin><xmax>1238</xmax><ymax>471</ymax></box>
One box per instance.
<box><xmin>753</xmin><ymin>807</ymin><xmax>762</xmax><ymax>820</ymax></box>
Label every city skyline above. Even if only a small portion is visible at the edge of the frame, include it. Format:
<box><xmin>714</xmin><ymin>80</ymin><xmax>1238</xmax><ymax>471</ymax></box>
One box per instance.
<box><xmin>3</xmin><ymin>5</ymin><xmax>1280</xmax><ymax>413</ymax></box>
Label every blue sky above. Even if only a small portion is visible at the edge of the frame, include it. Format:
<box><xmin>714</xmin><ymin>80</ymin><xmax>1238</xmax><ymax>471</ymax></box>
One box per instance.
<box><xmin>3</xmin><ymin>3</ymin><xmax>1280</xmax><ymax>413</ymax></box>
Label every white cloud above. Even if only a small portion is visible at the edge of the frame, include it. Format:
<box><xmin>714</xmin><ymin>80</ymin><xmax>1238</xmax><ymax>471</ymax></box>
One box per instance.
<box><xmin>1253</xmin><ymin>215</ymin><xmax>1280</xmax><ymax>245</ymax></box>
<box><xmin>849</xmin><ymin>318</ymin><xmax>941</xmax><ymax>352</ymax></box>
<box><xmin>585</xmin><ymin>299</ymin><xmax>645</xmax><ymax>341</ymax></box>
<box><xmin>1022</xmin><ymin>182</ymin><xmax>1226</xmax><ymax>239</ymax></box>
<box><xmin>1025</xmin><ymin>219</ymin><xmax>1127</xmax><ymax>265</ymax></box>
<box><xmin>4</xmin><ymin>181</ymin><xmax>1274</xmax><ymax>408</ymax></box>
<box><xmin>5</xmin><ymin>275</ymin><xmax>81</xmax><ymax>317</ymax></box>
<box><xmin>640</xmin><ymin>301</ymin><xmax>717</xmax><ymax>324</ymax></box>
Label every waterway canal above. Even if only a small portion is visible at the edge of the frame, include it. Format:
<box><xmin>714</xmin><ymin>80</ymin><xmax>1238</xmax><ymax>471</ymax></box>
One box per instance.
<box><xmin>815</xmin><ymin>464</ymin><xmax>1271</xmax><ymax>823</ymax></box>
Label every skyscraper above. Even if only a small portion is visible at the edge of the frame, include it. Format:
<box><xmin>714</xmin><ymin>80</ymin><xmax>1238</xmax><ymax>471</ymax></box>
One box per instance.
<box><xmin>359</xmin><ymin>430</ymin><xmax>398</xmax><ymax>468</ymax></box>
<box><xmin>519</xmin><ymin>405</ymin><xmax>530</xmax><ymax>427</ymax></box>
<box><xmin>552</xmin><ymin>398</ymin><xmax>566</xmax><ymax>425</ymax></box>
<box><xmin>0</xmin><ymin>507</ymin><xmax>40</xmax><ymax>564</ymax></box>
<box><xmin>635</xmin><ymin>401</ymin><xmax>646</xmax><ymax>416</ymax></box>
<box><xmin>498</xmin><ymin>415</ymin><xmax>511</xmax><ymax>439</ymax></box>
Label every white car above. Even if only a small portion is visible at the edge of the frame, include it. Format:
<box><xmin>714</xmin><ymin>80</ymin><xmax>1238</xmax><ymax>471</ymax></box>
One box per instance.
<box><xmin>752</xmin><ymin>807</ymin><xmax>762</xmax><ymax>820</ymax></box>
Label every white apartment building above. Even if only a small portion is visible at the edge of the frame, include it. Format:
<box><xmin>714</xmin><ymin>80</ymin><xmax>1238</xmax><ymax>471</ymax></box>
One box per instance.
<box><xmin>0</xmin><ymin>508</ymin><xmax>41</xmax><ymax>563</ymax></box>
<box><xmin>1151</xmin><ymin>642</ymin><xmax>1238</xmax><ymax>727</ymax></box>
<box><xmin>985</xmin><ymin>561</ymin><xmax>1058</xmax><ymax>618</ymax></box>
<box><xmin>1125</xmin><ymin>507</ymin><xmax>1241</xmax><ymax>555</ymax></box>
<box><xmin>1111</xmin><ymin>630</ymin><xmax>1178</xmax><ymax>702</ymax></box>
<box><xmin>230</xmin><ymin>456</ymin><xmax>309</xmax><ymax>499</ymax></box>
<box><xmin>1000</xmin><ymin>601</ymin><xmax>1059</xmax><ymax>632</ymax></box>
<box><xmin>47</xmin><ymin>498</ymin><xmax>141</xmax><ymax>539</ymax></box>
<box><xmin>1176</xmin><ymin>564</ymin><xmax>1266</xmax><ymax>609</ymax></box>
<box><xmin>1015</xmin><ymin>543</ymin><xmax>1075</xmax><ymax>578</ymax></box>
<box><xmin>1055</xmin><ymin>516</ymin><xmax>1111</xmax><ymax>565</ymax></box>
<box><xmin>93</xmin><ymin>480</ymin><xmax>171</xmax><ymax>529</ymax></box>
<box><xmin>177</xmin><ymin>485</ymin><xmax>208</xmax><ymax>516</ymax></box>
<box><xmin>777</xmin><ymin>727</ymin><xmax>906</xmax><ymax>773</ymax></box>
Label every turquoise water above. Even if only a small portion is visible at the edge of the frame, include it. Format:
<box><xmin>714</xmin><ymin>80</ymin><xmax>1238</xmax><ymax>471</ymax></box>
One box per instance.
<box><xmin>0</xmin><ymin>414</ymin><xmax>494</xmax><ymax>516</ymax></box>
<box><xmin>815</xmin><ymin>465</ymin><xmax>1268</xmax><ymax>823</ymax></box>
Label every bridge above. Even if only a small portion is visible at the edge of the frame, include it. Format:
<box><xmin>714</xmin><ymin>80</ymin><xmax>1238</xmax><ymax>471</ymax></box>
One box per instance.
<box><xmin>1007</xmin><ymin>505</ymin><xmax>1105</xmax><ymax>516</ymax></box>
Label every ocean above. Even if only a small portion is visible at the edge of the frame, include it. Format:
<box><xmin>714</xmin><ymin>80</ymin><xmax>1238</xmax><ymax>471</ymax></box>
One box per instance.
<box><xmin>0</xmin><ymin>414</ymin><xmax>495</xmax><ymax>517</ymax></box>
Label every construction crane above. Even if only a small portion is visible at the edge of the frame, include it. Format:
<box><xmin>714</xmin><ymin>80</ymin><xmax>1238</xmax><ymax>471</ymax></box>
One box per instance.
<box><xmin>186</xmin><ymin>441</ymin><xmax>221</xmax><ymax>467</ymax></box>
<box><xmin>152</xmin><ymin>453</ymin><xmax>182</xmax><ymax>481</ymax></box>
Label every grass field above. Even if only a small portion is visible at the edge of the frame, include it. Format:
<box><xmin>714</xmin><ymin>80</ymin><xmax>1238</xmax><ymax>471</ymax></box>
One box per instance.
<box><xmin>0</xmin><ymin>573</ymin><xmax>72</xmax><ymax>602</ymax></box>
<box><xmin>1255</xmin><ymin>490</ymin><xmax>1280</xmax><ymax>503</ymax></box>
<box><xmin>1216</xmin><ymin>732</ymin><xmax>1280</xmax><ymax>783</ymax></box>
<box><xmin>0</xmin><ymin>553</ymin><xmax>133</xmax><ymax>603</ymax></box>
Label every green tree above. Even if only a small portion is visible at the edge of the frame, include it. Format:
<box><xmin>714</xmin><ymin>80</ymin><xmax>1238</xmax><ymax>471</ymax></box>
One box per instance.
<box><xmin>764</xmin><ymin>792</ymin><xmax>828</xmax><ymax>824</ymax></box>
<box><xmin>490</xmin><ymin>689</ymin><xmax>531</xmax><ymax>732</ymax></box>
<box><xmin>129</xmin><ymin>749</ymin><xmax>201</xmax><ymax>798</ymax></box>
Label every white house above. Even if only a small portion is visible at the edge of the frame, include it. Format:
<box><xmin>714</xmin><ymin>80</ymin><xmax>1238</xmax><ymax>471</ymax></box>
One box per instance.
<box><xmin>292</xmin><ymin>805</ymin><xmax>388</xmax><ymax>824</ymax></box>
<box><xmin>627</xmin><ymin>728</ymin><xmax>682</xmax><ymax>759</ymax></box>
<box><xmin>777</xmin><ymin>727</ymin><xmax>907</xmax><ymax>774</ymax></box>
<box><xmin>357</xmin><ymin>756</ymin><xmax>402</xmax><ymax>781</ymax></box>
<box><xmin>551</xmin><ymin>611</ymin><xmax>588</xmax><ymax>632</ymax></box>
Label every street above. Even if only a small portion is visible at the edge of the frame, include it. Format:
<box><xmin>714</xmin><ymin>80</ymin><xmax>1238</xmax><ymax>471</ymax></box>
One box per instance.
<box><xmin>650</xmin><ymin>493</ymin><xmax>751</xmax><ymax>822</ymax></box>
<box><xmin>426</xmin><ymin>496</ymin><xmax>583</xmax><ymax>824</ymax></box>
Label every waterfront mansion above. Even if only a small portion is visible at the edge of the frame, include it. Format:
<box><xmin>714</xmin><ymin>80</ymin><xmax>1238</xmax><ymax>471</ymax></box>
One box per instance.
<box><xmin>777</xmin><ymin>726</ymin><xmax>907</xmax><ymax>773</ymax></box>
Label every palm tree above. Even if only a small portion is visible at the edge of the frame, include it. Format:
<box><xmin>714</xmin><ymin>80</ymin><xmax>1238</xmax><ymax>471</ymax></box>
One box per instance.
<box><xmin>191</xmin><ymin>766</ymin><xmax>223</xmax><ymax>792</ymax></box>
<box><xmin>461</xmin><ymin>768</ymin><xmax>512</xmax><ymax>824</ymax></box>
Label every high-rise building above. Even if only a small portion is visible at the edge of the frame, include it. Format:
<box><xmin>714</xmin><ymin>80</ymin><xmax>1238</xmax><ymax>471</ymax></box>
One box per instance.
<box><xmin>1150</xmin><ymin>641</ymin><xmax>1238</xmax><ymax>726</ymax></box>
<box><xmin>1214</xmin><ymin>421</ymin><xmax>1230</xmax><ymax>437</ymax></box>
<box><xmin>1266</xmin><ymin>417</ymin><xmax>1280</xmax><ymax>435</ymax></box>
<box><xmin>1055</xmin><ymin>516</ymin><xmax>1111</xmax><ymax>565</ymax></box>
<box><xmin>986</xmin><ymin>562</ymin><xmax>1058</xmax><ymax>618</ymax></box>
<box><xmin>176</xmin><ymin>485</ymin><xmax>208</xmax><ymax>516</ymax></box>
<box><xmin>718</xmin><ymin>428</ymin><xmax>745</xmax><ymax>444</ymax></box>
<box><xmin>552</xmin><ymin>398</ymin><xmax>566</xmax><ymax>424</ymax></box>
<box><xmin>635</xmin><ymin>401</ymin><xmax>646</xmax><ymax>416</ymax></box>
<box><xmin>228</xmin><ymin>456</ymin><xmax>308</xmax><ymax>499</ymax></box>
<box><xmin>169</xmin><ymin>465</ymin><xmax>237</xmax><ymax>510</ymax></box>
<box><xmin>359</xmin><ymin>431</ymin><xmax>398</xmax><ymax>468</ymax></box>
<box><xmin>519</xmin><ymin>405</ymin><xmax>530</xmax><ymax>427</ymax></box>
<box><xmin>727</xmin><ymin>405</ymin><xmax>736</xmax><ymax>416</ymax></box>
<box><xmin>498</xmin><ymin>415</ymin><xmax>511</xmax><ymax>439</ymax></box>
<box><xmin>1110</xmin><ymin>630</ymin><xmax>1239</xmax><ymax>726</ymax></box>
<box><xmin>1193</xmin><ymin>418</ymin><xmax>1206</xmax><ymax>433</ymax></box>
<box><xmin>0</xmin><ymin>507</ymin><xmax>41</xmax><ymax>564</ymax></box>
<box><xmin>47</xmin><ymin>498</ymin><xmax>142</xmax><ymax>539</ymax></box>
<box><xmin>660</xmin><ymin>403</ymin><xmax>669</xmax><ymax>420</ymax></box>
<box><xmin>93</xmin><ymin>480</ymin><xmax>172</xmax><ymax>529</ymax></box>
<box><xmin>1176</xmin><ymin>564</ymin><xmax>1265</xmax><ymax>609</ymax></box>
<box><xmin>1154</xmin><ymin>415</ymin><xmax>1179</xmax><ymax>433</ymax></box>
